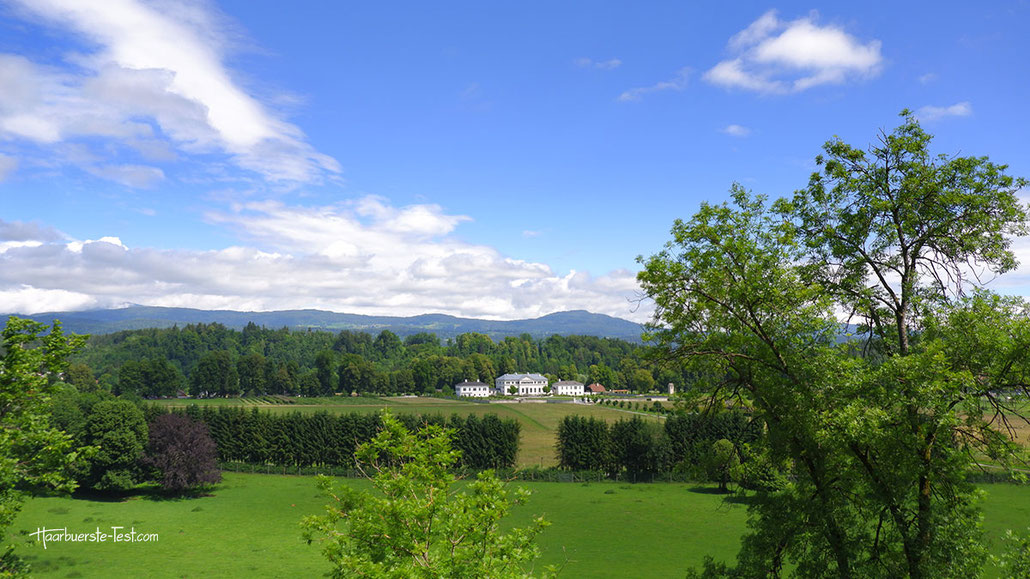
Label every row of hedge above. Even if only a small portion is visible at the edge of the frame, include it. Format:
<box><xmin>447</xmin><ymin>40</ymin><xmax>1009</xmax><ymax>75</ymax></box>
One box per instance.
<box><xmin>158</xmin><ymin>405</ymin><xmax>521</xmax><ymax>470</ymax></box>
<box><xmin>556</xmin><ymin>411</ymin><xmax>764</xmax><ymax>478</ymax></box>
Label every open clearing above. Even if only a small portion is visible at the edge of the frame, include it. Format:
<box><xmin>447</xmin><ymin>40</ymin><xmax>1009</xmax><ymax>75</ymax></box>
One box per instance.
<box><xmin>12</xmin><ymin>472</ymin><xmax>1029</xmax><ymax>578</ymax></box>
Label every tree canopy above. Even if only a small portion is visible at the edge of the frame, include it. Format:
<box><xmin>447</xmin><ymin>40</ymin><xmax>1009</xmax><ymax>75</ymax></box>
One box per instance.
<box><xmin>639</xmin><ymin>112</ymin><xmax>1030</xmax><ymax>578</ymax></box>
<box><xmin>78</xmin><ymin>399</ymin><xmax>149</xmax><ymax>492</ymax></box>
<box><xmin>145</xmin><ymin>413</ymin><xmax>221</xmax><ymax>493</ymax></box>
<box><xmin>302</xmin><ymin>411</ymin><xmax>553</xmax><ymax>578</ymax></box>
<box><xmin>71</xmin><ymin>322</ymin><xmax>668</xmax><ymax>397</ymax></box>
<box><xmin>1</xmin><ymin>317</ymin><xmax>87</xmax><ymax>575</ymax></box>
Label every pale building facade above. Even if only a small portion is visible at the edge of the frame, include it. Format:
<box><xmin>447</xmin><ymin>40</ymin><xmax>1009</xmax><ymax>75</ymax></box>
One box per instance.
<box><xmin>495</xmin><ymin>373</ymin><xmax>548</xmax><ymax>396</ymax></box>
<box><xmin>552</xmin><ymin>380</ymin><xmax>585</xmax><ymax>396</ymax></box>
<box><xmin>455</xmin><ymin>380</ymin><xmax>492</xmax><ymax>397</ymax></box>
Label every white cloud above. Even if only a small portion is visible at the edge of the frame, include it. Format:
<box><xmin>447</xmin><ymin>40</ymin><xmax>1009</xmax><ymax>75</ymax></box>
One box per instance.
<box><xmin>0</xmin><ymin>200</ymin><xmax>650</xmax><ymax>322</ymax></box>
<box><xmin>728</xmin><ymin>10</ymin><xmax>780</xmax><ymax>51</ymax></box>
<box><xmin>618</xmin><ymin>68</ymin><xmax>690</xmax><ymax>102</ymax></box>
<box><xmin>0</xmin><ymin>0</ymin><xmax>339</xmax><ymax>185</ymax></box>
<box><xmin>66</xmin><ymin>236</ymin><xmax>128</xmax><ymax>254</ymax></box>
<box><xmin>705</xmin><ymin>10</ymin><xmax>882</xmax><ymax>94</ymax></box>
<box><xmin>721</xmin><ymin>124</ymin><xmax>751</xmax><ymax>137</ymax></box>
<box><xmin>915</xmin><ymin>102</ymin><xmax>972</xmax><ymax>122</ymax></box>
<box><xmin>574</xmin><ymin>57</ymin><xmax>622</xmax><ymax>70</ymax></box>
<box><xmin>918</xmin><ymin>72</ymin><xmax>937</xmax><ymax>85</ymax></box>
<box><xmin>705</xmin><ymin>59</ymin><xmax>780</xmax><ymax>93</ymax></box>
<box><xmin>0</xmin><ymin>286</ymin><xmax>101</xmax><ymax>314</ymax></box>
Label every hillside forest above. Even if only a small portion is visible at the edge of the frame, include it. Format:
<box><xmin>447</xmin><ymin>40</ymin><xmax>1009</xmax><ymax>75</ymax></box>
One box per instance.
<box><xmin>63</xmin><ymin>323</ymin><xmax>679</xmax><ymax>398</ymax></box>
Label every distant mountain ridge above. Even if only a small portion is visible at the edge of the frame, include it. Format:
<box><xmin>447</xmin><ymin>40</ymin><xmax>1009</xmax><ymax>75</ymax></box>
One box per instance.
<box><xmin>14</xmin><ymin>306</ymin><xmax>645</xmax><ymax>342</ymax></box>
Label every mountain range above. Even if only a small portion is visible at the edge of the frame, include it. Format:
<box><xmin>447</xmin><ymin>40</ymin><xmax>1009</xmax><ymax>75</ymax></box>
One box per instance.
<box><xmin>13</xmin><ymin>306</ymin><xmax>645</xmax><ymax>342</ymax></box>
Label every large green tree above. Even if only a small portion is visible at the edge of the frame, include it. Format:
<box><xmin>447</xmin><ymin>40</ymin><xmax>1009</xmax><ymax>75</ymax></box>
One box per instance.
<box><xmin>639</xmin><ymin>113</ymin><xmax>1030</xmax><ymax>578</ymax></box>
<box><xmin>1</xmin><ymin>317</ymin><xmax>87</xmax><ymax>575</ymax></box>
<box><xmin>237</xmin><ymin>352</ymin><xmax>268</xmax><ymax>395</ymax></box>
<box><xmin>191</xmin><ymin>350</ymin><xmax>239</xmax><ymax>397</ymax></box>
<box><xmin>78</xmin><ymin>400</ymin><xmax>149</xmax><ymax>492</ymax></box>
<box><xmin>302</xmin><ymin>411</ymin><xmax>553</xmax><ymax>578</ymax></box>
<box><xmin>61</xmin><ymin>362</ymin><xmax>97</xmax><ymax>392</ymax></box>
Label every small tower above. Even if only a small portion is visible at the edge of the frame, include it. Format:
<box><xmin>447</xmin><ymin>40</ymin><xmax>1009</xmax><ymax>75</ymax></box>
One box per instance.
<box><xmin>667</xmin><ymin>382</ymin><xmax>675</xmax><ymax>396</ymax></box>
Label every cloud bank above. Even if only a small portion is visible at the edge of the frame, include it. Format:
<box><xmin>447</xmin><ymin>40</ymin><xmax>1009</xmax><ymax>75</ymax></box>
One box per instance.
<box><xmin>0</xmin><ymin>201</ymin><xmax>647</xmax><ymax>322</ymax></box>
<box><xmin>0</xmin><ymin>0</ymin><xmax>339</xmax><ymax>185</ymax></box>
<box><xmin>705</xmin><ymin>10</ymin><xmax>882</xmax><ymax>94</ymax></box>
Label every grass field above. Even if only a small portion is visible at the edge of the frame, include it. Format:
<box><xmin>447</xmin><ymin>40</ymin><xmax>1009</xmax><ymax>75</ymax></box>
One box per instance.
<box><xmin>152</xmin><ymin>396</ymin><xmax>662</xmax><ymax>468</ymax></box>
<box><xmin>10</xmin><ymin>472</ymin><xmax>1029</xmax><ymax>578</ymax></box>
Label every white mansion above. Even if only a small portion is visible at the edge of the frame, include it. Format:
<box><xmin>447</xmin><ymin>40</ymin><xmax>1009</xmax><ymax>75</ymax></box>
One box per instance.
<box><xmin>453</xmin><ymin>374</ymin><xmax>585</xmax><ymax>397</ymax></box>
<box><xmin>495</xmin><ymin>373</ymin><xmax>548</xmax><ymax>396</ymax></box>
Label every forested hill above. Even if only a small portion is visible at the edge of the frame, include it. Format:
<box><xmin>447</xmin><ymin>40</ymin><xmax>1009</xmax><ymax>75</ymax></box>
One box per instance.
<box><xmin>62</xmin><ymin>322</ymin><xmax>682</xmax><ymax>397</ymax></box>
<box><xmin>15</xmin><ymin>306</ymin><xmax>644</xmax><ymax>342</ymax></box>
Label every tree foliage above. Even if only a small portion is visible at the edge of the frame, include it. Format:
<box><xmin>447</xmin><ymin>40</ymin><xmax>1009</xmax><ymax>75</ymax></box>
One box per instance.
<box><xmin>145</xmin><ymin>413</ymin><xmax>221</xmax><ymax>493</ymax></box>
<box><xmin>159</xmin><ymin>406</ymin><xmax>521</xmax><ymax>471</ymax></box>
<box><xmin>638</xmin><ymin>113</ymin><xmax>1030</xmax><ymax>578</ymax></box>
<box><xmin>555</xmin><ymin>411</ymin><xmax>759</xmax><ymax>480</ymax></box>
<box><xmin>995</xmin><ymin>527</ymin><xmax>1030</xmax><ymax>578</ymax></box>
<box><xmin>77</xmin><ymin>400</ymin><xmax>148</xmax><ymax>492</ymax></box>
<box><xmin>302</xmin><ymin>411</ymin><xmax>552</xmax><ymax>578</ymax></box>
<box><xmin>191</xmin><ymin>350</ymin><xmax>239</xmax><ymax>396</ymax></box>
<box><xmin>0</xmin><ymin>317</ymin><xmax>86</xmax><ymax>575</ymax></box>
<box><xmin>118</xmin><ymin>357</ymin><xmax>183</xmax><ymax>397</ymax></box>
<box><xmin>556</xmin><ymin>415</ymin><xmax>613</xmax><ymax>472</ymax></box>
<box><xmin>705</xmin><ymin>439</ymin><xmax>739</xmax><ymax>492</ymax></box>
<box><xmin>73</xmin><ymin>322</ymin><xmax>666</xmax><ymax>398</ymax></box>
<box><xmin>611</xmin><ymin>417</ymin><xmax>672</xmax><ymax>478</ymax></box>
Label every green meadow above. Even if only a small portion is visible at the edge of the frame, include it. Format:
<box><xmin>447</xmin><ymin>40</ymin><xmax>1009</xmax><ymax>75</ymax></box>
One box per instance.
<box><xmin>11</xmin><ymin>472</ymin><xmax>1029</xmax><ymax>578</ymax></box>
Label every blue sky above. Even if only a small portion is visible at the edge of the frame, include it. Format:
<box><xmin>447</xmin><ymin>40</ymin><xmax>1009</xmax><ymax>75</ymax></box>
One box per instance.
<box><xmin>1</xmin><ymin>1</ymin><xmax>1028</xmax><ymax>322</ymax></box>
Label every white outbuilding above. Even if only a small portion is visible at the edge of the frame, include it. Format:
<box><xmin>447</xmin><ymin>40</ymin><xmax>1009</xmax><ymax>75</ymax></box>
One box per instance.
<box><xmin>551</xmin><ymin>380</ymin><xmax>585</xmax><ymax>396</ymax></box>
<box><xmin>455</xmin><ymin>380</ymin><xmax>492</xmax><ymax>398</ymax></box>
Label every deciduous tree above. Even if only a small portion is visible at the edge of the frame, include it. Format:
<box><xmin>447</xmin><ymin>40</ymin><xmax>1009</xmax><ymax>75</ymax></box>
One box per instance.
<box><xmin>191</xmin><ymin>350</ymin><xmax>239</xmax><ymax>397</ymax></box>
<box><xmin>639</xmin><ymin>113</ymin><xmax>1030</xmax><ymax>578</ymax></box>
<box><xmin>62</xmin><ymin>362</ymin><xmax>97</xmax><ymax>392</ymax></box>
<box><xmin>705</xmin><ymin>439</ymin><xmax>739</xmax><ymax>493</ymax></box>
<box><xmin>0</xmin><ymin>317</ymin><xmax>86</xmax><ymax>575</ymax></box>
<box><xmin>145</xmin><ymin>413</ymin><xmax>221</xmax><ymax>493</ymax></box>
<box><xmin>78</xmin><ymin>400</ymin><xmax>148</xmax><ymax>492</ymax></box>
<box><xmin>302</xmin><ymin>411</ymin><xmax>553</xmax><ymax>578</ymax></box>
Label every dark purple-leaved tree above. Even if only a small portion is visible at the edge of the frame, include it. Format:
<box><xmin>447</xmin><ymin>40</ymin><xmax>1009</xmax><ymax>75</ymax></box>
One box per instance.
<box><xmin>145</xmin><ymin>413</ymin><xmax>221</xmax><ymax>493</ymax></box>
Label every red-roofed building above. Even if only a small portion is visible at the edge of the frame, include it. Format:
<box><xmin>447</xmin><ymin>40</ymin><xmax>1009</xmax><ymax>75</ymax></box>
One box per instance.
<box><xmin>585</xmin><ymin>383</ymin><xmax>606</xmax><ymax>395</ymax></box>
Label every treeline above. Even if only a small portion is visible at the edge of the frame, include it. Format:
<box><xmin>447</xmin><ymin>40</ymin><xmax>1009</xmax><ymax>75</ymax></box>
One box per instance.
<box><xmin>556</xmin><ymin>412</ymin><xmax>768</xmax><ymax>484</ymax></box>
<box><xmin>159</xmin><ymin>406</ymin><xmax>521</xmax><ymax>470</ymax></box>
<box><xmin>50</xmin><ymin>387</ymin><xmax>520</xmax><ymax>493</ymax></box>
<box><xmin>65</xmin><ymin>322</ymin><xmax>688</xmax><ymax>397</ymax></box>
<box><xmin>50</xmin><ymin>391</ymin><xmax>221</xmax><ymax>494</ymax></box>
